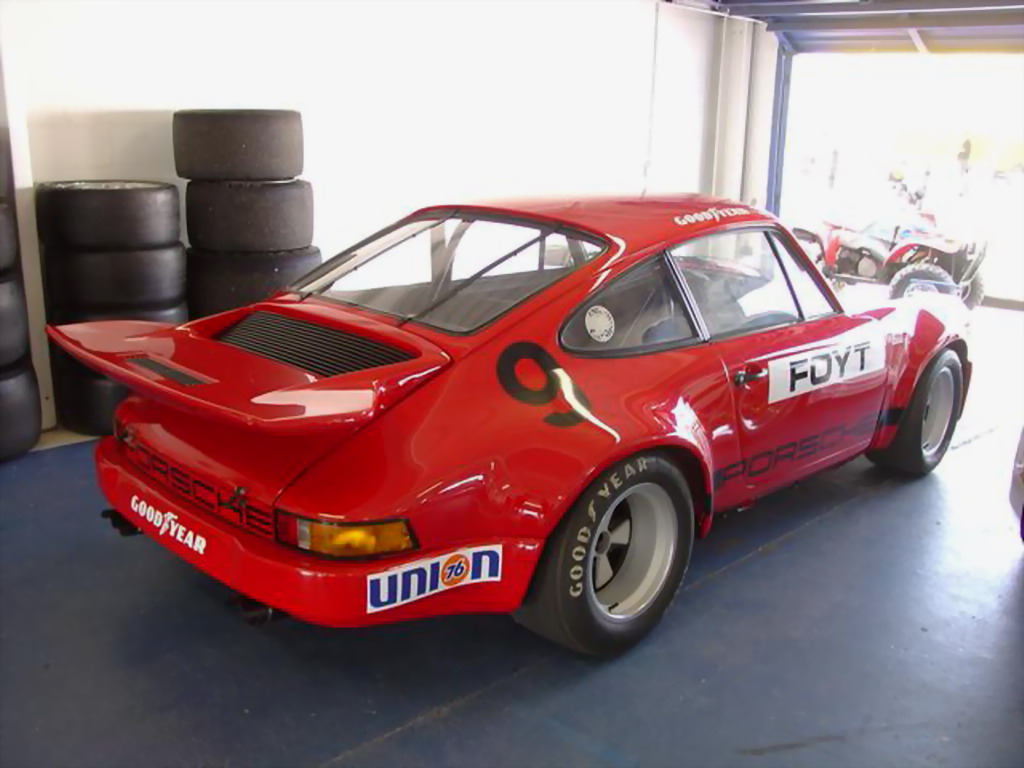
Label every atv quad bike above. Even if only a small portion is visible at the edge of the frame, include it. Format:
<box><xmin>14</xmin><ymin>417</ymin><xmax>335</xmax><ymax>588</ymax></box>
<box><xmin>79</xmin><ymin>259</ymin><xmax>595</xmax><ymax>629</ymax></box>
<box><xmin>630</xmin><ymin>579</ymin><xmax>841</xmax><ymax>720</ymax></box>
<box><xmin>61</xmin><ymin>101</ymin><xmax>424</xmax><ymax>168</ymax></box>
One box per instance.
<box><xmin>794</xmin><ymin>216</ymin><xmax>986</xmax><ymax>310</ymax></box>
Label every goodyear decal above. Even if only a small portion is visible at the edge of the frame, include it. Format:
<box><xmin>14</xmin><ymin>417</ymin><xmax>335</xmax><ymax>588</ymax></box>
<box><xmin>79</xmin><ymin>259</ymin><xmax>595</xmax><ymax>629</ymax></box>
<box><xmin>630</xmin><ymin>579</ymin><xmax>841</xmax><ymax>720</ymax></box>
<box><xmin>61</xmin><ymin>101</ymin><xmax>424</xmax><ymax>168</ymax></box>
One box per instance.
<box><xmin>129</xmin><ymin>495</ymin><xmax>207</xmax><ymax>555</ymax></box>
<box><xmin>366</xmin><ymin>545</ymin><xmax>502</xmax><ymax>613</ymax></box>
<box><xmin>673</xmin><ymin>206</ymin><xmax>749</xmax><ymax>227</ymax></box>
<box><xmin>767</xmin><ymin>326</ymin><xmax>886</xmax><ymax>404</ymax></box>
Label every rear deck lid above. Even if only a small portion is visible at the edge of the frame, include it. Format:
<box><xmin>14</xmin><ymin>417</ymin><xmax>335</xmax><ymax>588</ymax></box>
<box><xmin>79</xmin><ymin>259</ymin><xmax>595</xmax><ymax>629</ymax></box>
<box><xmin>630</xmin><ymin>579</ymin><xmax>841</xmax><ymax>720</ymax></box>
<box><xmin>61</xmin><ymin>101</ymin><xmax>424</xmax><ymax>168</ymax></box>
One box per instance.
<box><xmin>47</xmin><ymin>300</ymin><xmax>451</xmax><ymax>435</ymax></box>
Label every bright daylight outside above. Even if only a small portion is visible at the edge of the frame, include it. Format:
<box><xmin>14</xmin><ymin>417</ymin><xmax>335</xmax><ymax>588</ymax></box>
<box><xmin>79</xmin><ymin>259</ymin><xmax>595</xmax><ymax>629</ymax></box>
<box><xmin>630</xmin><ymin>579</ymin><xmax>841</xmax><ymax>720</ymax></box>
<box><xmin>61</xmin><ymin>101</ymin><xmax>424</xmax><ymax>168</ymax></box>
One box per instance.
<box><xmin>781</xmin><ymin>53</ymin><xmax>1024</xmax><ymax>307</ymax></box>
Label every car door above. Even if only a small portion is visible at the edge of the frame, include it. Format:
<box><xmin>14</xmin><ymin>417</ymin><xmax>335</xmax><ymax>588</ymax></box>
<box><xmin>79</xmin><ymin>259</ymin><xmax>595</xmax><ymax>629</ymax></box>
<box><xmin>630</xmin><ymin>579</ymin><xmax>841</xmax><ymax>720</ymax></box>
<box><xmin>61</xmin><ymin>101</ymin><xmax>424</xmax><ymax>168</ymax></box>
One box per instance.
<box><xmin>667</xmin><ymin>227</ymin><xmax>888</xmax><ymax>501</ymax></box>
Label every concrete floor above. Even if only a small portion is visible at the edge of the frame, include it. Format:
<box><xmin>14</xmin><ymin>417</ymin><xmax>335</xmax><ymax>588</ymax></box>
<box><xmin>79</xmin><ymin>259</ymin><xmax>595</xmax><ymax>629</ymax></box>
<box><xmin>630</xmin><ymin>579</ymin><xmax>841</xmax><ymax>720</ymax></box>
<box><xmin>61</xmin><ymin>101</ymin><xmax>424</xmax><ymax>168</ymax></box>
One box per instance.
<box><xmin>1</xmin><ymin>308</ymin><xmax>1022</xmax><ymax>768</ymax></box>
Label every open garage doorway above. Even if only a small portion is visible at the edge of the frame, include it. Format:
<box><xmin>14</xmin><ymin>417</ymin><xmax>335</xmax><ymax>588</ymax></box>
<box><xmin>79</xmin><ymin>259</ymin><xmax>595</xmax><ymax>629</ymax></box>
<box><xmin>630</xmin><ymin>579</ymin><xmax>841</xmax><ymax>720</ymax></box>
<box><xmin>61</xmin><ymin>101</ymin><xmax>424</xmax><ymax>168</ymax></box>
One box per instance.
<box><xmin>778</xmin><ymin>52</ymin><xmax>1024</xmax><ymax>307</ymax></box>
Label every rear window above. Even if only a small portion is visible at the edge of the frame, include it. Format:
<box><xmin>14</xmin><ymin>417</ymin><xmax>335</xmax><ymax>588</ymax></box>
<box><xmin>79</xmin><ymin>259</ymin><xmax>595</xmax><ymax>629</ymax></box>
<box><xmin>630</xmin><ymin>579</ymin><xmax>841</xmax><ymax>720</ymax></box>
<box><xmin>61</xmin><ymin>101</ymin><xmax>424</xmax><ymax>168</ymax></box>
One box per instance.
<box><xmin>562</xmin><ymin>259</ymin><xmax>697</xmax><ymax>354</ymax></box>
<box><xmin>296</xmin><ymin>214</ymin><xmax>606</xmax><ymax>333</ymax></box>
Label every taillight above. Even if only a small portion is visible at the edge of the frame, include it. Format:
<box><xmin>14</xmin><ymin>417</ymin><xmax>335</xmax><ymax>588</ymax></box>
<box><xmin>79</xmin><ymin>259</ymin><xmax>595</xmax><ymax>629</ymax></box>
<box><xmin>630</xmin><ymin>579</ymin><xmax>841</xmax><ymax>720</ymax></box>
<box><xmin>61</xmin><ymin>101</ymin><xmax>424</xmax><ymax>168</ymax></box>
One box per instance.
<box><xmin>275</xmin><ymin>511</ymin><xmax>416</xmax><ymax>559</ymax></box>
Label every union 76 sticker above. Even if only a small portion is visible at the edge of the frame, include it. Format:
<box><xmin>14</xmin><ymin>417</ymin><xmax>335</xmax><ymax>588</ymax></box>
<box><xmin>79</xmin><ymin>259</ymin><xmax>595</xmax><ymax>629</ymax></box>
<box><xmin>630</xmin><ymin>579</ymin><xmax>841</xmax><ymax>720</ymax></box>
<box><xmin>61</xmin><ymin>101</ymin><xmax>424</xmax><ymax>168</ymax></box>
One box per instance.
<box><xmin>366</xmin><ymin>545</ymin><xmax>502</xmax><ymax>613</ymax></box>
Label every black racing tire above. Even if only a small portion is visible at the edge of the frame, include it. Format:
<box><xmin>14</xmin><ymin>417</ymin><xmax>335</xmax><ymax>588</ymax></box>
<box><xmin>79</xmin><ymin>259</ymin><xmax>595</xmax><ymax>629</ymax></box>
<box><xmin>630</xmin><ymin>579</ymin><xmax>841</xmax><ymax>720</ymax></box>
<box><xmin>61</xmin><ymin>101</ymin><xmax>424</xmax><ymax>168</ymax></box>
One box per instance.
<box><xmin>867</xmin><ymin>349</ymin><xmax>963</xmax><ymax>476</ymax></box>
<box><xmin>0</xmin><ymin>274</ymin><xmax>29</xmax><ymax>367</ymax></box>
<box><xmin>50</xmin><ymin>348</ymin><xmax>126</xmax><ymax>436</ymax></box>
<box><xmin>0</xmin><ymin>358</ymin><xmax>42</xmax><ymax>460</ymax></box>
<box><xmin>185</xmin><ymin>180</ymin><xmax>313</xmax><ymax>252</ymax></box>
<box><xmin>961</xmin><ymin>270</ymin><xmax>985</xmax><ymax>311</ymax></box>
<box><xmin>36</xmin><ymin>181</ymin><xmax>180</xmax><ymax>249</ymax></box>
<box><xmin>888</xmin><ymin>262</ymin><xmax>956</xmax><ymax>301</ymax></box>
<box><xmin>173</xmin><ymin>110</ymin><xmax>303</xmax><ymax>181</ymax></box>
<box><xmin>51</xmin><ymin>301</ymin><xmax>188</xmax><ymax>326</ymax></box>
<box><xmin>0</xmin><ymin>200</ymin><xmax>17</xmax><ymax>273</ymax></box>
<box><xmin>186</xmin><ymin>246</ymin><xmax>321</xmax><ymax>318</ymax></box>
<box><xmin>44</xmin><ymin>244</ymin><xmax>186</xmax><ymax>311</ymax></box>
<box><xmin>515</xmin><ymin>452</ymin><xmax>694</xmax><ymax>657</ymax></box>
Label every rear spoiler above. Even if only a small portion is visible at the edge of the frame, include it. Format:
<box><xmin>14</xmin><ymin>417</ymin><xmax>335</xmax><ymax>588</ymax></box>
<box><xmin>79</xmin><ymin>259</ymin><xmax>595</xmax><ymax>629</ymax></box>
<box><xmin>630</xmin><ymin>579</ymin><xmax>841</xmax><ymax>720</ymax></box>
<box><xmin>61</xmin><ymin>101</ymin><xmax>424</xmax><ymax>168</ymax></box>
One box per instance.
<box><xmin>47</xmin><ymin>304</ymin><xmax>451</xmax><ymax>435</ymax></box>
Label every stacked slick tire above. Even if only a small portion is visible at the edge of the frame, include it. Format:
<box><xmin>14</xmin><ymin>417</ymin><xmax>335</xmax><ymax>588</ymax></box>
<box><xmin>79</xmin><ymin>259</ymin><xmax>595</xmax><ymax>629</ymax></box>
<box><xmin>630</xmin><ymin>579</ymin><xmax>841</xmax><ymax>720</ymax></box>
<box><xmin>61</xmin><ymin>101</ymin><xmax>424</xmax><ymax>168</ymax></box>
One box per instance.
<box><xmin>173</xmin><ymin>109</ymin><xmax>303</xmax><ymax>181</ymax></box>
<box><xmin>174</xmin><ymin>109</ymin><xmax>319</xmax><ymax>318</ymax></box>
<box><xmin>187</xmin><ymin>246</ymin><xmax>321</xmax><ymax>318</ymax></box>
<box><xmin>35</xmin><ymin>181</ymin><xmax>186</xmax><ymax>435</ymax></box>
<box><xmin>0</xmin><ymin>199</ymin><xmax>42</xmax><ymax>460</ymax></box>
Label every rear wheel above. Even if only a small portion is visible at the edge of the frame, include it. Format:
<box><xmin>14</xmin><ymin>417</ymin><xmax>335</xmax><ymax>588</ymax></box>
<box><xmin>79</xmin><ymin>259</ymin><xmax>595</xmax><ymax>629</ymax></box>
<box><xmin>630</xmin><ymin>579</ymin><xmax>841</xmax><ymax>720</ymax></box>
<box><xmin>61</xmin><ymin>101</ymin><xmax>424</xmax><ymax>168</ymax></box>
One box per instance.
<box><xmin>889</xmin><ymin>262</ymin><xmax>956</xmax><ymax>301</ymax></box>
<box><xmin>868</xmin><ymin>349</ymin><xmax>963</xmax><ymax>475</ymax></box>
<box><xmin>515</xmin><ymin>452</ymin><xmax>694</xmax><ymax>657</ymax></box>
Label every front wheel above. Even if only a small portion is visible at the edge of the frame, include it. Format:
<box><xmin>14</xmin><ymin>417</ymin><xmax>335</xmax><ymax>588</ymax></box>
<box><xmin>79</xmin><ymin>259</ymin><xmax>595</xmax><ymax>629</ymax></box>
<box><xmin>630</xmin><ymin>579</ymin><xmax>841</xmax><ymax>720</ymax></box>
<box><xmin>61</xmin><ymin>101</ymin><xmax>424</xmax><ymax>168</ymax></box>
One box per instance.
<box><xmin>961</xmin><ymin>270</ymin><xmax>985</xmax><ymax>310</ymax></box>
<box><xmin>868</xmin><ymin>349</ymin><xmax>963</xmax><ymax>475</ymax></box>
<box><xmin>515</xmin><ymin>453</ymin><xmax>694</xmax><ymax>657</ymax></box>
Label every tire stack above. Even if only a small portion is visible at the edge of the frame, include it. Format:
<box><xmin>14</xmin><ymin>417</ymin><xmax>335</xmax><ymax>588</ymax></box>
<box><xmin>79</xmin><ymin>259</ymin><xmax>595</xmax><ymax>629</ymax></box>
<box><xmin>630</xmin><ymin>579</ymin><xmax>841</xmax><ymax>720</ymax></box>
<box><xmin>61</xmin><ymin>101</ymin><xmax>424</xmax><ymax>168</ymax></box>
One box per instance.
<box><xmin>36</xmin><ymin>182</ymin><xmax>186</xmax><ymax>435</ymax></box>
<box><xmin>0</xmin><ymin>199</ymin><xmax>42</xmax><ymax>461</ymax></box>
<box><xmin>173</xmin><ymin>110</ymin><xmax>321</xmax><ymax>318</ymax></box>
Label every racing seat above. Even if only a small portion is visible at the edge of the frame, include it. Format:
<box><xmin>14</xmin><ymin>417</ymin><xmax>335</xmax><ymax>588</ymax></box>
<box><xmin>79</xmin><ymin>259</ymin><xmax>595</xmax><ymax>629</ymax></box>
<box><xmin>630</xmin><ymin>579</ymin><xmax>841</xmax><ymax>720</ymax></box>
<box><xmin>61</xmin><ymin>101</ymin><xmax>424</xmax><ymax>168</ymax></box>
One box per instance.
<box><xmin>642</xmin><ymin>316</ymin><xmax>692</xmax><ymax>345</ymax></box>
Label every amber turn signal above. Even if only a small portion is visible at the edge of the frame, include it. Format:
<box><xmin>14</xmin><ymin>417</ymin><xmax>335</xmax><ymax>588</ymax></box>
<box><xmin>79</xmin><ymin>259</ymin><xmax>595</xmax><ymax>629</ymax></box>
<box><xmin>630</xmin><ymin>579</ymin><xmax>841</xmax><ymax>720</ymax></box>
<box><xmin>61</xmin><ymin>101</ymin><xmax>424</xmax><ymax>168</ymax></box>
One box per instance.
<box><xmin>275</xmin><ymin>512</ymin><xmax>415</xmax><ymax>558</ymax></box>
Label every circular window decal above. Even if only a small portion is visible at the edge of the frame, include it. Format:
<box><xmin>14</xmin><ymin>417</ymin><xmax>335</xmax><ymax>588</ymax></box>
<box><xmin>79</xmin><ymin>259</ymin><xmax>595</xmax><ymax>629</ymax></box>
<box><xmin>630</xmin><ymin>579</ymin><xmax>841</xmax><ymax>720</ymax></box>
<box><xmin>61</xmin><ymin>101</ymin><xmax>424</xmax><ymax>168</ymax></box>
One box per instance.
<box><xmin>584</xmin><ymin>305</ymin><xmax>615</xmax><ymax>343</ymax></box>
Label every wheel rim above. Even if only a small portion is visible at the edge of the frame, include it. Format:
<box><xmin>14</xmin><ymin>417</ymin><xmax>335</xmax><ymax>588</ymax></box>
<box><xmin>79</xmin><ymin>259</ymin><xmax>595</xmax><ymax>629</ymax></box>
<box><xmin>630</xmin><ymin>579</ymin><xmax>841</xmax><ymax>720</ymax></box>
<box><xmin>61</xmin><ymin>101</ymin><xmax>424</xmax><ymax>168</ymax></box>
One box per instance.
<box><xmin>904</xmin><ymin>280</ymin><xmax>939</xmax><ymax>297</ymax></box>
<box><xmin>586</xmin><ymin>482</ymin><xmax>677</xmax><ymax>621</ymax></box>
<box><xmin>921</xmin><ymin>367</ymin><xmax>956</xmax><ymax>459</ymax></box>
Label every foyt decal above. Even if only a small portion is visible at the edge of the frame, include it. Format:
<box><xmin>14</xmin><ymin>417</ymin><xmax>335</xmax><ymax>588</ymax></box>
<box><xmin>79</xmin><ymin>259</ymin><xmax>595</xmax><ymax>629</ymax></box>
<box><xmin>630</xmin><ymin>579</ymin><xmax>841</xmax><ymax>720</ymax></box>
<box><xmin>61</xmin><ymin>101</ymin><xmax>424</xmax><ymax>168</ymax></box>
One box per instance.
<box><xmin>674</xmin><ymin>206</ymin><xmax>749</xmax><ymax>227</ymax></box>
<box><xmin>767</xmin><ymin>328</ymin><xmax>885</xmax><ymax>404</ymax></box>
<box><xmin>129</xmin><ymin>495</ymin><xmax>207</xmax><ymax>554</ymax></box>
<box><xmin>584</xmin><ymin>305</ymin><xmax>615</xmax><ymax>343</ymax></box>
<box><xmin>366</xmin><ymin>545</ymin><xmax>502</xmax><ymax>613</ymax></box>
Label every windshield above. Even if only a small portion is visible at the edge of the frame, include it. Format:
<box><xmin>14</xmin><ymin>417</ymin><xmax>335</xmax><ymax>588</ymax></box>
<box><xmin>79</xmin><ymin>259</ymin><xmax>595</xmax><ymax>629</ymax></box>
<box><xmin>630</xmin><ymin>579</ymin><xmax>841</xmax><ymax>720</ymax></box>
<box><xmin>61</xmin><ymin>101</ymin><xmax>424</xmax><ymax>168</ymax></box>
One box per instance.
<box><xmin>296</xmin><ymin>213</ymin><xmax>607</xmax><ymax>333</ymax></box>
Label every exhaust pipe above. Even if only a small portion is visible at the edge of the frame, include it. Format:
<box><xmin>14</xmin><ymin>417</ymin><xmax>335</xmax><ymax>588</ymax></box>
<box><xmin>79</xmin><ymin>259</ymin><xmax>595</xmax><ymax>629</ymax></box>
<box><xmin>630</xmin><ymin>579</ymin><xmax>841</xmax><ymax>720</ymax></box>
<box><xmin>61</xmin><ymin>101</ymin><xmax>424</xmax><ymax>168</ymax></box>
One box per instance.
<box><xmin>101</xmin><ymin>508</ymin><xmax>141</xmax><ymax>537</ymax></box>
<box><xmin>229</xmin><ymin>594</ymin><xmax>288</xmax><ymax>626</ymax></box>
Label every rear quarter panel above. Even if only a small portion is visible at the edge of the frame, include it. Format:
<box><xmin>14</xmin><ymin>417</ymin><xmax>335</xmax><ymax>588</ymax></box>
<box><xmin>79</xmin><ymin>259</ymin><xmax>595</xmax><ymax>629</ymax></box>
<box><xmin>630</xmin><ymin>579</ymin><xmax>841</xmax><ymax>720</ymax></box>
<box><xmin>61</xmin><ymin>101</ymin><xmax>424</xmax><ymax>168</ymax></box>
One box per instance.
<box><xmin>276</xmin><ymin>270</ymin><xmax>733</xmax><ymax>551</ymax></box>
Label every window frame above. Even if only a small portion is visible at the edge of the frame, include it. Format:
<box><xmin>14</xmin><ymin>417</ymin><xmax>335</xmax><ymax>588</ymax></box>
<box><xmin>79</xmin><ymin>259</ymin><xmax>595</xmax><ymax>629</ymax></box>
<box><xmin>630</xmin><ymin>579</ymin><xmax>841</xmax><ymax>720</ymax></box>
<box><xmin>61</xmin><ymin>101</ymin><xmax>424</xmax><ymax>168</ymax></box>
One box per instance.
<box><xmin>664</xmin><ymin>224</ymin><xmax>842</xmax><ymax>343</ymax></box>
<box><xmin>291</xmin><ymin>207</ymin><xmax>612</xmax><ymax>337</ymax></box>
<box><xmin>558</xmin><ymin>253</ymin><xmax>704</xmax><ymax>359</ymax></box>
<box><xmin>763</xmin><ymin>228</ymin><xmax>843</xmax><ymax>320</ymax></box>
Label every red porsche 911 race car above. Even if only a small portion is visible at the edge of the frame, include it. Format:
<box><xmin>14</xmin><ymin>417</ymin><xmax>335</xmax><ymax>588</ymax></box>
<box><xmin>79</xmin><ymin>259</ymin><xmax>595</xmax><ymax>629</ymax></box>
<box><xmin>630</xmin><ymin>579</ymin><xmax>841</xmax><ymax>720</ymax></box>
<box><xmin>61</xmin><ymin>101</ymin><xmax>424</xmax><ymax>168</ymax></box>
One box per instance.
<box><xmin>49</xmin><ymin>194</ymin><xmax>971</xmax><ymax>657</ymax></box>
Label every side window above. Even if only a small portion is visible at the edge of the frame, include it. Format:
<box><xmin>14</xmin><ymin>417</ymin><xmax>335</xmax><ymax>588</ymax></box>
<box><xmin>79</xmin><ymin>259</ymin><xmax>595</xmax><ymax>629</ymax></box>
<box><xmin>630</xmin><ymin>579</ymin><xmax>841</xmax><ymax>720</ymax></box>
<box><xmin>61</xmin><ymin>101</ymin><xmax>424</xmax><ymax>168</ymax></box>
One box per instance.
<box><xmin>668</xmin><ymin>230</ymin><xmax>799</xmax><ymax>338</ymax></box>
<box><xmin>767</xmin><ymin>232</ymin><xmax>836</xmax><ymax>319</ymax></box>
<box><xmin>562</xmin><ymin>258</ymin><xmax>696</xmax><ymax>353</ymax></box>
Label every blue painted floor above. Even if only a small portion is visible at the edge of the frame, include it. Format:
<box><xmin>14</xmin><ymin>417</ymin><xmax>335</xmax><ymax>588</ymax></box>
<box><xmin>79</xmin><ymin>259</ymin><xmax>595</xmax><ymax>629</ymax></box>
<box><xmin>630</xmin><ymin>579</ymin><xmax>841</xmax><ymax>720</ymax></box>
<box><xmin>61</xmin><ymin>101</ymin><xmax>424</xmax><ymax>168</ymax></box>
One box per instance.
<box><xmin>2</xmin><ymin>309</ymin><xmax>1022</xmax><ymax>767</ymax></box>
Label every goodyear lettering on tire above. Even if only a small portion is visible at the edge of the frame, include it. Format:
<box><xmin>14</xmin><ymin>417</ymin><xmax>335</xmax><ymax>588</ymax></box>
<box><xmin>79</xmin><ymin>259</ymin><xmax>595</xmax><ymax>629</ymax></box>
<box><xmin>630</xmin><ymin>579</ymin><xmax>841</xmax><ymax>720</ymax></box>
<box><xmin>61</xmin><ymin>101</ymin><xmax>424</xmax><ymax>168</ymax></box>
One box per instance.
<box><xmin>568</xmin><ymin>456</ymin><xmax>649</xmax><ymax>598</ymax></box>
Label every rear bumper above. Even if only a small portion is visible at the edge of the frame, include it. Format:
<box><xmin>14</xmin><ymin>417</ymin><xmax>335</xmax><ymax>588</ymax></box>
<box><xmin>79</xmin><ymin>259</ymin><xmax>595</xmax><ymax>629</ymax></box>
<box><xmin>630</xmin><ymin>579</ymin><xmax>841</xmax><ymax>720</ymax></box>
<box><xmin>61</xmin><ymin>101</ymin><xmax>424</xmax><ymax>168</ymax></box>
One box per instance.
<box><xmin>95</xmin><ymin>438</ymin><xmax>543</xmax><ymax>627</ymax></box>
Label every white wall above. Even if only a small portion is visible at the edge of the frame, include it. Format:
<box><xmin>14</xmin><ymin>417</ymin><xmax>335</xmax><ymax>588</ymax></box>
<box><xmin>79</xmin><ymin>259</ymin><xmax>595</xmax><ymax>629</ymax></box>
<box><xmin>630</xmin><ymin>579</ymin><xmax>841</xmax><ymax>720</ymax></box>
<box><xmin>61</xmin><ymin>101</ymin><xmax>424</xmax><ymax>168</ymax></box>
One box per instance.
<box><xmin>740</xmin><ymin>24</ymin><xmax>779</xmax><ymax>209</ymax></box>
<box><xmin>645</xmin><ymin>2</ymin><xmax>717</xmax><ymax>195</ymax></box>
<box><xmin>0</xmin><ymin>0</ymin><xmax>773</xmax><ymax>428</ymax></box>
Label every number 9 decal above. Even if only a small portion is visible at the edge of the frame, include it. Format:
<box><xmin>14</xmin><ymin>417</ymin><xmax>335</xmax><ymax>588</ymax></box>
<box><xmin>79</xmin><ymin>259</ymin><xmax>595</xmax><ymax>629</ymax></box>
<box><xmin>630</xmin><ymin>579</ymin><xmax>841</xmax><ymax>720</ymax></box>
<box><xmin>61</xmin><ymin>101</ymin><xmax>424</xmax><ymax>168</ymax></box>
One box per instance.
<box><xmin>497</xmin><ymin>342</ymin><xmax>591</xmax><ymax>427</ymax></box>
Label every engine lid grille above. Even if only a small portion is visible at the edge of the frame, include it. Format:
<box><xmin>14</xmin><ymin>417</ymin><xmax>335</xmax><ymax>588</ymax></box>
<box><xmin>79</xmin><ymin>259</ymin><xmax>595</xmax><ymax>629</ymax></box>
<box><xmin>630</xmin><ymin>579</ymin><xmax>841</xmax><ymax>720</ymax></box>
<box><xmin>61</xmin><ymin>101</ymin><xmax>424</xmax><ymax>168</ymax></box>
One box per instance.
<box><xmin>216</xmin><ymin>311</ymin><xmax>415</xmax><ymax>378</ymax></box>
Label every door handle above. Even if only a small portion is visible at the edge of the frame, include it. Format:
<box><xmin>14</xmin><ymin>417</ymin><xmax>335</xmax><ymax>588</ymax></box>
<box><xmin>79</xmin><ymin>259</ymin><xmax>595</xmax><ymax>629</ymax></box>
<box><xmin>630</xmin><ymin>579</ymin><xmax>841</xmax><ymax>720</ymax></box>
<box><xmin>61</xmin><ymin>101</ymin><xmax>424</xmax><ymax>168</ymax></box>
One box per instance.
<box><xmin>733</xmin><ymin>366</ymin><xmax>768</xmax><ymax>387</ymax></box>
